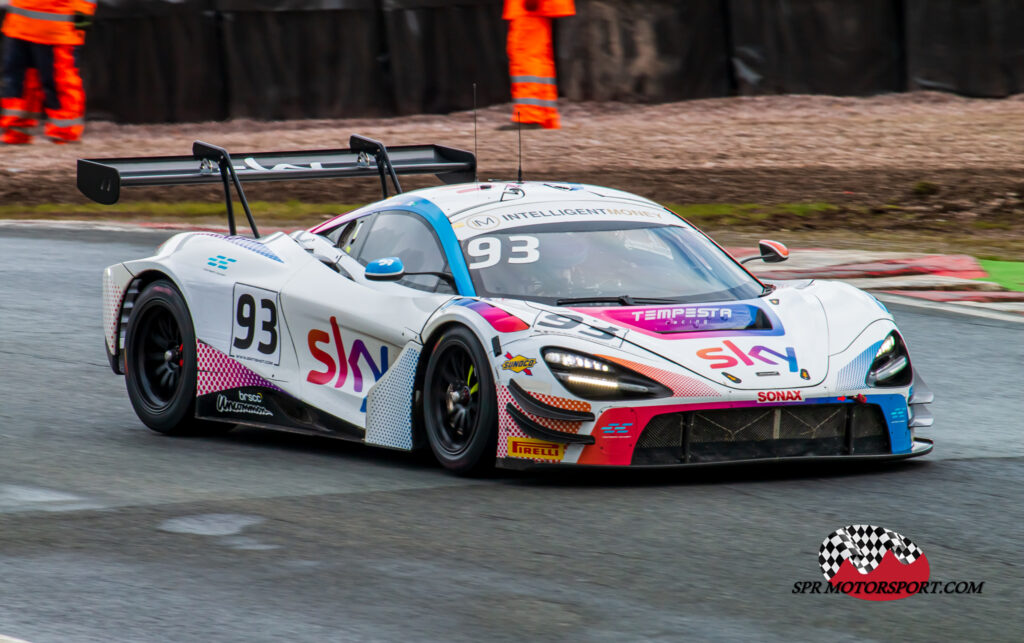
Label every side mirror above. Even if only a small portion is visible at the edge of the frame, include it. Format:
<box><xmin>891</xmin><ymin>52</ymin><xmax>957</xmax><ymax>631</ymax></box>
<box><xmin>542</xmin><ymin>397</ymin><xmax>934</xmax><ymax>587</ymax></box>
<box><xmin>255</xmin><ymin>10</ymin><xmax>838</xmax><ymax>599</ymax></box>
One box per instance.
<box><xmin>365</xmin><ymin>256</ymin><xmax>404</xmax><ymax>281</ymax></box>
<box><xmin>740</xmin><ymin>239</ymin><xmax>789</xmax><ymax>264</ymax></box>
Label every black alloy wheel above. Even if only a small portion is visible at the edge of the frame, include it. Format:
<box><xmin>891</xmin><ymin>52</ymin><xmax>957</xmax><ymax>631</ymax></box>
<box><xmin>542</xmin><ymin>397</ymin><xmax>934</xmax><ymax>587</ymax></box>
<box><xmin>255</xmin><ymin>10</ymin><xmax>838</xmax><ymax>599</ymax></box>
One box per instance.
<box><xmin>423</xmin><ymin>326</ymin><xmax>498</xmax><ymax>474</ymax></box>
<box><xmin>124</xmin><ymin>279</ymin><xmax>225</xmax><ymax>436</ymax></box>
<box><xmin>136</xmin><ymin>305</ymin><xmax>184</xmax><ymax>408</ymax></box>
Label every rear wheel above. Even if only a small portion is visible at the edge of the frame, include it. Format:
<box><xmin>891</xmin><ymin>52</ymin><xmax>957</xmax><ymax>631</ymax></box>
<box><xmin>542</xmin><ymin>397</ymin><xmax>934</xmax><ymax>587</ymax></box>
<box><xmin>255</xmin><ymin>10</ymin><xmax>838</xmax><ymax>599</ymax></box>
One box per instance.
<box><xmin>423</xmin><ymin>327</ymin><xmax>498</xmax><ymax>474</ymax></box>
<box><xmin>124</xmin><ymin>280</ymin><xmax>226</xmax><ymax>436</ymax></box>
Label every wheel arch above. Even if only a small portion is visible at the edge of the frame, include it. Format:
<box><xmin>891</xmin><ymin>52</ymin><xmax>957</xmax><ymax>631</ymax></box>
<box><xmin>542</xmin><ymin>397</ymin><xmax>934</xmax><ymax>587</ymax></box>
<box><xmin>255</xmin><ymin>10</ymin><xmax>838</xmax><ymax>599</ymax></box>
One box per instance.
<box><xmin>410</xmin><ymin>321</ymin><xmax>472</xmax><ymax>447</ymax></box>
<box><xmin>108</xmin><ymin>268</ymin><xmax>188</xmax><ymax>374</ymax></box>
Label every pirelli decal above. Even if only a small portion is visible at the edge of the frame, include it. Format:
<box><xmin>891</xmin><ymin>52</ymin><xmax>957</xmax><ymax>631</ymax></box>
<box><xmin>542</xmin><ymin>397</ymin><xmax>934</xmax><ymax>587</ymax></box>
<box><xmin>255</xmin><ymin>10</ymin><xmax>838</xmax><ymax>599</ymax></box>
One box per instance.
<box><xmin>507</xmin><ymin>436</ymin><xmax>565</xmax><ymax>462</ymax></box>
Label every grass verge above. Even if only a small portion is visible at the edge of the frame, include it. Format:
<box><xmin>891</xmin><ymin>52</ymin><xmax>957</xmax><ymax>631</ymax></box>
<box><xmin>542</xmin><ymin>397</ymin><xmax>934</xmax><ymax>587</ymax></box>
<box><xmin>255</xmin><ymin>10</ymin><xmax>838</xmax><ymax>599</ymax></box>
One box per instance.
<box><xmin>977</xmin><ymin>259</ymin><xmax>1024</xmax><ymax>292</ymax></box>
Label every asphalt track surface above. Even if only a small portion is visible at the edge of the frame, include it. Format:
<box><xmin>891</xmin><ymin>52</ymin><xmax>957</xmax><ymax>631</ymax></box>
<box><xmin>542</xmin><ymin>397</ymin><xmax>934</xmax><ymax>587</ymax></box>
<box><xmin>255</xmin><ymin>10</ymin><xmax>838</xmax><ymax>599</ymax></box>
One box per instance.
<box><xmin>1</xmin><ymin>227</ymin><xmax>1021</xmax><ymax>642</ymax></box>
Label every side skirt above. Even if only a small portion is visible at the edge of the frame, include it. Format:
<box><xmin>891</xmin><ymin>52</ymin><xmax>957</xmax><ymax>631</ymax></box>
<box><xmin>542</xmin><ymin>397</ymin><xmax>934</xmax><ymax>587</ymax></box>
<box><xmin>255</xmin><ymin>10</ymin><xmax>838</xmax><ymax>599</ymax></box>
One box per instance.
<box><xmin>196</xmin><ymin>385</ymin><xmax>365</xmax><ymax>441</ymax></box>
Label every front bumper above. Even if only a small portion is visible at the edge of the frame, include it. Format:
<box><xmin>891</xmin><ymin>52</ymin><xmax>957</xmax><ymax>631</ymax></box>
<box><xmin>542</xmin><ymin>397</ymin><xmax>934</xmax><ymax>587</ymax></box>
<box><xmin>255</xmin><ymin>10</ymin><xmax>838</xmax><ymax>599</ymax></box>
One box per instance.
<box><xmin>497</xmin><ymin>437</ymin><xmax>933</xmax><ymax>470</ymax></box>
<box><xmin>498</xmin><ymin>380</ymin><xmax>930</xmax><ymax>469</ymax></box>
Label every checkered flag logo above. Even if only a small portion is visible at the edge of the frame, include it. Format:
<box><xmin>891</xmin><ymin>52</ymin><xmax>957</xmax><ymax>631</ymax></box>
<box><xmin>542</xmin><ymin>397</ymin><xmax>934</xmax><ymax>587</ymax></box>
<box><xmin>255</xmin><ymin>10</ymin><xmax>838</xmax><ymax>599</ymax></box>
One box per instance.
<box><xmin>819</xmin><ymin>524</ymin><xmax>924</xmax><ymax>581</ymax></box>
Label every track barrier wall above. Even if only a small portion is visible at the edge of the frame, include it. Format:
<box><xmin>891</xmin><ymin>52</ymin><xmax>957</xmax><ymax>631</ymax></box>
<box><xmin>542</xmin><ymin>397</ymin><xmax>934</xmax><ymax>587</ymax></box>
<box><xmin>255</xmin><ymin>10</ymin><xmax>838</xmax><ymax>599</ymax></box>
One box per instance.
<box><xmin>1</xmin><ymin>0</ymin><xmax>1022</xmax><ymax>123</ymax></box>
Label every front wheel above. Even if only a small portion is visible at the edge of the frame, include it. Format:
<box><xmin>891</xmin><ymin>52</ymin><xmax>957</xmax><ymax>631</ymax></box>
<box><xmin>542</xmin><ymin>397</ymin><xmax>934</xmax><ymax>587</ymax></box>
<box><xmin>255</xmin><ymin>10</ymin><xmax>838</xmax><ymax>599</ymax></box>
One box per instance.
<box><xmin>123</xmin><ymin>279</ymin><xmax>225</xmax><ymax>436</ymax></box>
<box><xmin>423</xmin><ymin>327</ymin><xmax>498</xmax><ymax>474</ymax></box>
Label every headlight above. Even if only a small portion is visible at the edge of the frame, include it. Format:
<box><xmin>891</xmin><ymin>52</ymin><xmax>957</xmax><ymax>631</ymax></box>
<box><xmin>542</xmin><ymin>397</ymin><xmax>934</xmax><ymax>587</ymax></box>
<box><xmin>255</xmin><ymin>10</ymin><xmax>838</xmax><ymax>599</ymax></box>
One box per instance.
<box><xmin>542</xmin><ymin>348</ymin><xmax>672</xmax><ymax>400</ymax></box>
<box><xmin>867</xmin><ymin>332</ymin><xmax>911</xmax><ymax>387</ymax></box>
<box><xmin>876</xmin><ymin>334</ymin><xmax>896</xmax><ymax>359</ymax></box>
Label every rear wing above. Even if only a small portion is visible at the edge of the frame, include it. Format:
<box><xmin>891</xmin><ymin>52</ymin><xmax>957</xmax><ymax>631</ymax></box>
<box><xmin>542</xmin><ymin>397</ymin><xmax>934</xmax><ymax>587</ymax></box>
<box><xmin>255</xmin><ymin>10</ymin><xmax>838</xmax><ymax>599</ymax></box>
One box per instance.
<box><xmin>77</xmin><ymin>134</ymin><xmax>476</xmax><ymax>237</ymax></box>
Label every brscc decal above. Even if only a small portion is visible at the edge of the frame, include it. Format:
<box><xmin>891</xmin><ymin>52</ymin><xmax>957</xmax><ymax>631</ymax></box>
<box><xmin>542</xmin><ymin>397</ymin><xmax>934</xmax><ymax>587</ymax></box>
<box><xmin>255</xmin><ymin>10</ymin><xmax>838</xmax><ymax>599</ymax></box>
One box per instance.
<box><xmin>697</xmin><ymin>340</ymin><xmax>798</xmax><ymax>372</ymax></box>
<box><xmin>306</xmin><ymin>316</ymin><xmax>389</xmax><ymax>393</ymax></box>
<box><xmin>215</xmin><ymin>390</ymin><xmax>273</xmax><ymax>417</ymax></box>
<box><xmin>757</xmin><ymin>390</ymin><xmax>803</xmax><ymax>402</ymax></box>
<box><xmin>501</xmin><ymin>352</ymin><xmax>536</xmax><ymax>375</ymax></box>
<box><xmin>507</xmin><ymin>437</ymin><xmax>565</xmax><ymax>461</ymax></box>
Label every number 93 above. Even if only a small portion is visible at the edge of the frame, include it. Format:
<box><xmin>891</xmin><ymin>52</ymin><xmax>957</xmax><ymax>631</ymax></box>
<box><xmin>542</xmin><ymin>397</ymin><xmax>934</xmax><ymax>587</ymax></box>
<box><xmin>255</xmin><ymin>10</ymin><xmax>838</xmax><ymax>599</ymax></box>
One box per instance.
<box><xmin>466</xmin><ymin>235</ymin><xmax>540</xmax><ymax>269</ymax></box>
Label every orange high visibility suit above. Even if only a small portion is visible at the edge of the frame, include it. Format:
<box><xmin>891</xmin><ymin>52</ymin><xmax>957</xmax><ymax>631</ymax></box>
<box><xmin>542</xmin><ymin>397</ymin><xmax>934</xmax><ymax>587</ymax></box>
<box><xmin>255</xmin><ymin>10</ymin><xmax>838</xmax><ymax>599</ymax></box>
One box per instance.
<box><xmin>1</xmin><ymin>0</ymin><xmax>96</xmax><ymax>144</ymax></box>
<box><xmin>504</xmin><ymin>0</ymin><xmax>575</xmax><ymax>129</ymax></box>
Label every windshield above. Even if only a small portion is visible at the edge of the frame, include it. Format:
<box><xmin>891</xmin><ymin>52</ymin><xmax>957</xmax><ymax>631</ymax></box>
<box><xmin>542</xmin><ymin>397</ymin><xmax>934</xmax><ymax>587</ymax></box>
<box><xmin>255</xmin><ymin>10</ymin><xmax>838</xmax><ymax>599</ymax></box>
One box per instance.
<box><xmin>460</xmin><ymin>222</ymin><xmax>764</xmax><ymax>304</ymax></box>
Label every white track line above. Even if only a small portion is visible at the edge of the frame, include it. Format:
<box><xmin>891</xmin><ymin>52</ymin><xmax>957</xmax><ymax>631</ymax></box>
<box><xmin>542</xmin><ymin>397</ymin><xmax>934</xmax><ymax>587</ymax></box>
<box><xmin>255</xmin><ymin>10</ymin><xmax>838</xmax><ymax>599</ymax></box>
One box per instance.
<box><xmin>0</xmin><ymin>635</ymin><xmax>34</xmax><ymax>643</ymax></box>
<box><xmin>876</xmin><ymin>293</ymin><xmax>1024</xmax><ymax>324</ymax></box>
<box><xmin>4</xmin><ymin>219</ymin><xmax>1020</xmax><ymax>323</ymax></box>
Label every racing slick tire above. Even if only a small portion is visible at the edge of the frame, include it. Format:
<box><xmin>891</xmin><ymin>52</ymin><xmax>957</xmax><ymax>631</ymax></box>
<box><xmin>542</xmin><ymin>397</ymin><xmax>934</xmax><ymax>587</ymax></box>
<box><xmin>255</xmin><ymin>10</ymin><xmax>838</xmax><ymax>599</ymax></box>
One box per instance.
<box><xmin>423</xmin><ymin>326</ymin><xmax>499</xmax><ymax>475</ymax></box>
<box><xmin>124</xmin><ymin>280</ymin><xmax>227</xmax><ymax>436</ymax></box>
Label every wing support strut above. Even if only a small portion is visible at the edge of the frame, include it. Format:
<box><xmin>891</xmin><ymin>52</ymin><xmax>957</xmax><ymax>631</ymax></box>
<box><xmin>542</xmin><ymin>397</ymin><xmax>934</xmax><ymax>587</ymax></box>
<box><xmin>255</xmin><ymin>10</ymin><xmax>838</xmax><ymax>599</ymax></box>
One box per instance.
<box><xmin>350</xmin><ymin>134</ymin><xmax>402</xmax><ymax>199</ymax></box>
<box><xmin>193</xmin><ymin>141</ymin><xmax>259</xmax><ymax>238</ymax></box>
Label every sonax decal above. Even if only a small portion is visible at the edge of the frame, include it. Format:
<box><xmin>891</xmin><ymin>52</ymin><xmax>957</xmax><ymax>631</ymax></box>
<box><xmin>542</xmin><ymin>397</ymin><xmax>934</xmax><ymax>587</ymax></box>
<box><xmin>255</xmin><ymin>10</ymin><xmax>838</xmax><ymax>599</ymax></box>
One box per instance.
<box><xmin>757</xmin><ymin>390</ymin><xmax>803</xmax><ymax>402</ymax></box>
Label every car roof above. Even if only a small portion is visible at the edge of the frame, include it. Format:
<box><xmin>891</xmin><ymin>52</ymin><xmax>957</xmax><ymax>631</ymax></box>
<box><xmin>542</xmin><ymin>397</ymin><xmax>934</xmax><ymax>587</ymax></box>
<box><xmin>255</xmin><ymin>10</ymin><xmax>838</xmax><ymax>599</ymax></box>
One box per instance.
<box><xmin>312</xmin><ymin>181</ymin><xmax>680</xmax><ymax>239</ymax></box>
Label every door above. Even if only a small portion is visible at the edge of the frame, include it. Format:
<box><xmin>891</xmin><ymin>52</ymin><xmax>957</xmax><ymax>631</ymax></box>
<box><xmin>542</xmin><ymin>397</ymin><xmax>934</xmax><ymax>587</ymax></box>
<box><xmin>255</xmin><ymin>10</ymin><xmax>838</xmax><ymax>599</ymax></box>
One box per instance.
<box><xmin>281</xmin><ymin>210</ymin><xmax>457</xmax><ymax>428</ymax></box>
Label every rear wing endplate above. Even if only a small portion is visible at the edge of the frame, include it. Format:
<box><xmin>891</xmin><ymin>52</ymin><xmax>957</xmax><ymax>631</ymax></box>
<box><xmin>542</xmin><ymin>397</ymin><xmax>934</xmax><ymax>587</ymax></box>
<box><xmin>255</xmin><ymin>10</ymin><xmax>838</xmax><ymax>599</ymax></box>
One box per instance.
<box><xmin>77</xmin><ymin>135</ymin><xmax>476</xmax><ymax>237</ymax></box>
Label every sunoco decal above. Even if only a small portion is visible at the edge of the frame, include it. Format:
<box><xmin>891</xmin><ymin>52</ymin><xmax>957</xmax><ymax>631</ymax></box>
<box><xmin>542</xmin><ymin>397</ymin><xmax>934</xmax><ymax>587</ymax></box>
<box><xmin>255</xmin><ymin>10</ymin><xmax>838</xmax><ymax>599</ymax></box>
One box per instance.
<box><xmin>501</xmin><ymin>353</ymin><xmax>536</xmax><ymax>375</ymax></box>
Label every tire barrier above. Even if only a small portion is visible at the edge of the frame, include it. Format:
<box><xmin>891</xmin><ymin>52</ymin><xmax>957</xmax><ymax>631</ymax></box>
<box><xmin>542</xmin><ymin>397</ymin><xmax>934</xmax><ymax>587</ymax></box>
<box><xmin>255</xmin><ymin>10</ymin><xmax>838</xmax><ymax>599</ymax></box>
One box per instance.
<box><xmin>905</xmin><ymin>0</ymin><xmax>1024</xmax><ymax>97</ymax></box>
<box><xmin>2</xmin><ymin>0</ymin><xmax>1023</xmax><ymax>123</ymax></box>
<box><xmin>727</xmin><ymin>0</ymin><xmax>905</xmax><ymax>96</ymax></box>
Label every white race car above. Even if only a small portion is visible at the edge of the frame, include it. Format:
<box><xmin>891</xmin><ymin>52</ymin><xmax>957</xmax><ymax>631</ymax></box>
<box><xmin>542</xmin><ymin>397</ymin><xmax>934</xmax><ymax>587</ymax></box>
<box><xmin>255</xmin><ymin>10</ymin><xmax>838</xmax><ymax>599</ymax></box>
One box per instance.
<box><xmin>83</xmin><ymin>135</ymin><xmax>933</xmax><ymax>474</ymax></box>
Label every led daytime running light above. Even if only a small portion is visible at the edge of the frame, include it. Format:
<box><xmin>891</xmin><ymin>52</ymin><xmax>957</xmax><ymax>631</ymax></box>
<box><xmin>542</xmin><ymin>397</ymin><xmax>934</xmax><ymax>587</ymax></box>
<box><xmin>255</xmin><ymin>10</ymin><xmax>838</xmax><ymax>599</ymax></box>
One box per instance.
<box><xmin>544</xmin><ymin>351</ymin><xmax>612</xmax><ymax>372</ymax></box>
<box><xmin>542</xmin><ymin>347</ymin><xmax>672</xmax><ymax>400</ymax></box>
<box><xmin>868</xmin><ymin>332</ymin><xmax>912</xmax><ymax>387</ymax></box>
<box><xmin>875</xmin><ymin>334</ymin><xmax>896</xmax><ymax>359</ymax></box>
<box><xmin>565</xmin><ymin>374</ymin><xmax>620</xmax><ymax>389</ymax></box>
<box><xmin>554</xmin><ymin>372</ymin><xmax>653</xmax><ymax>394</ymax></box>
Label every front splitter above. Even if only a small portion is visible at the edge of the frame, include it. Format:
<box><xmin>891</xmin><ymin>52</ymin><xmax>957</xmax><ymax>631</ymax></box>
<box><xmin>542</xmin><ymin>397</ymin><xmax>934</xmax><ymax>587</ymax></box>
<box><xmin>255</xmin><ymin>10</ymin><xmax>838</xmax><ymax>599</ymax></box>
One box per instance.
<box><xmin>497</xmin><ymin>437</ymin><xmax>934</xmax><ymax>470</ymax></box>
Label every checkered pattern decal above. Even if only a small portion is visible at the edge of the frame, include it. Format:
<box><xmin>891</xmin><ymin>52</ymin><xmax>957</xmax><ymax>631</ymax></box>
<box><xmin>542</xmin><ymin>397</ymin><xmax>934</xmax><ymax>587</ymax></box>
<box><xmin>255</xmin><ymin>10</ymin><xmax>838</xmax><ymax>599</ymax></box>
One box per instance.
<box><xmin>819</xmin><ymin>524</ymin><xmax>924</xmax><ymax>581</ymax></box>
<box><xmin>194</xmin><ymin>233</ymin><xmax>284</xmax><ymax>263</ymax></box>
<box><xmin>102</xmin><ymin>268</ymin><xmax>124</xmax><ymax>354</ymax></box>
<box><xmin>497</xmin><ymin>387</ymin><xmax>528</xmax><ymax>458</ymax></box>
<box><xmin>366</xmin><ymin>345</ymin><xmax>420</xmax><ymax>450</ymax></box>
<box><xmin>835</xmin><ymin>340</ymin><xmax>883</xmax><ymax>390</ymax></box>
<box><xmin>596</xmin><ymin>355</ymin><xmax>720</xmax><ymax>398</ymax></box>
<box><xmin>527</xmin><ymin>392</ymin><xmax>590</xmax><ymax>414</ymax></box>
<box><xmin>497</xmin><ymin>386</ymin><xmax>591</xmax><ymax>460</ymax></box>
<box><xmin>196</xmin><ymin>341</ymin><xmax>282</xmax><ymax>396</ymax></box>
<box><xmin>497</xmin><ymin>386</ymin><xmax>584</xmax><ymax>457</ymax></box>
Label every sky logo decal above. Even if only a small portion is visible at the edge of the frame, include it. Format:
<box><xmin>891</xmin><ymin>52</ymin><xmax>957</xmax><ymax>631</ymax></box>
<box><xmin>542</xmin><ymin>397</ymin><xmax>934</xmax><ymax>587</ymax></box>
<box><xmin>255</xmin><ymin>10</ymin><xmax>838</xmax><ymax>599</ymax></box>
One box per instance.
<box><xmin>207</xmin><ymin>255</ymin><xmax>237</xmax><ymax>270</ymax></box>
<box><xmin>306</xmin><ymin>316</ymin><xmax>389</xmax><ymax>393</ymax></box>
<box><xmin>697</xmin><ymin>340</ymin><xmax>799</xmax><ymax>372</ymax></box>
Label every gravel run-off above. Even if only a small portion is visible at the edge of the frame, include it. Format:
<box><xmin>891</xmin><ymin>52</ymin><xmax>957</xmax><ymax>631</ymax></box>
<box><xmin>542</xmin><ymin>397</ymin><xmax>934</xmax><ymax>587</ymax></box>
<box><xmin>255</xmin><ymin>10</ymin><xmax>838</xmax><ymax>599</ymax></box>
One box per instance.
<box><xmin>2</xmin><ymin>92</ymin><xmax>1023</xmax><ymax>257</ymax></box>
